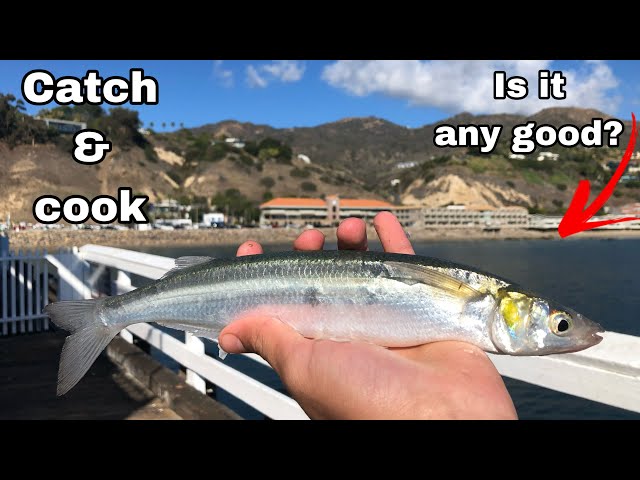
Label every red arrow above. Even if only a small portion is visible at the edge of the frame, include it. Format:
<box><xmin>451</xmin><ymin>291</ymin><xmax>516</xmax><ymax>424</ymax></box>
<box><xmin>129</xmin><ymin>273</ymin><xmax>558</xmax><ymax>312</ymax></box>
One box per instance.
<box><xmin>558</xmin><ymin>113</ymin><xmax>640</xmax><ymax>238</ymax></box>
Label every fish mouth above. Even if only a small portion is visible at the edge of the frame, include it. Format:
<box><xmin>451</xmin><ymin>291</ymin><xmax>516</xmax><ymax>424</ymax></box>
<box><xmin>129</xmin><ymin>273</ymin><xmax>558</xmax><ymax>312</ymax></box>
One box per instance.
<box><xmin>589</xmin><ymin>323</ymin><xmax>605</xmax><ymax>345</ymax></box>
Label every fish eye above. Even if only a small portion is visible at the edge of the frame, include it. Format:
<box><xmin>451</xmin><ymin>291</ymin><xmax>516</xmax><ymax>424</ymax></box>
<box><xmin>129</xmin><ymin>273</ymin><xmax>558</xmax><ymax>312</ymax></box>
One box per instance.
<box><xmin>550</xmin><ymin>313</ymin><xmax>572</xmax><ymax>336</ymax></box>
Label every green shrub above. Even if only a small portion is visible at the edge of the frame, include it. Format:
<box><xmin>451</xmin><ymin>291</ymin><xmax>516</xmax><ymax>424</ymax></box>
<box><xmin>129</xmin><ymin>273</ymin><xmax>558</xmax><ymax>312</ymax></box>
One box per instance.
<box><xmin>256</xmin><ymin>137</ymin><xmax>293</xmax><ymax>164</ymax></box>
<box><xmin>290</xmin><ymin>167</ymin><xmax>310</xmax><ymax>178</ymax></box>
<box><xmin>244</xmin><ymin>141</ymin><xmax>259</xmax><ymax>156</ymax></box>
<box><xmin>260</xmin><ymin>177</ymin><xmax>275</xmax><ymax>188</ymax></box>
<box><xmin>166</xmin><ymin>170</ymin><xmax>182</xmax><ymax>185</ymax></box>
<box><xmin>144</xmin><ymin>143</ymin><xmax>158</xmax><ymax>163</ymax></box>
<box><xmin>528</xmin><ymin>204</ymin><xmax>543</xmax><ymax>214</ymax></box>
<box><xmin>211</xmin><ymin>188</ymin><xmax>259</xmax><ymax>222</ymax></box>
<box><xmin>301</xmin><ymin>181</ymin><xmax>317</xmax><ymax>192</ymax></box>
<box><xmin>0</xmin><ymin>94</ymin><xmax>57</xmax><ymax>147</ymax></box>
<box><xmin>423</xmin><ymin>173</ymin><xmax>435</xmax><ymax>183</ymax></box>
<box><xmin>238</xmin><ymin>154</ymin><xmax>254</xmax><ymax>167</ymax></box>
<box><xmin>207</xmin><ymin>142</ymin><xmax>229</xmax><ymax>161</ymax></box>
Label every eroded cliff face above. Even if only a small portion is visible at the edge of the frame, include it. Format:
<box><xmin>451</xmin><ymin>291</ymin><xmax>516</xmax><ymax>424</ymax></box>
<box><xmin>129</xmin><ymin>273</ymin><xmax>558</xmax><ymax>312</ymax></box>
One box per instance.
<box><xmin>401</xmin><ymin>174</ymin><xmax>533</xmax><ymax>209</ymax></box>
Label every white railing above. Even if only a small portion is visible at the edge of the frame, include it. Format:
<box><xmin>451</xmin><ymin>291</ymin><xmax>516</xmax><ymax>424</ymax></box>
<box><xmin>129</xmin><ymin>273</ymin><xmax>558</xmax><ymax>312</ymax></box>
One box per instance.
<box><xmin>0</xmin><ymin>249</ymin><xmax>50</xmax><ymax>336</ymax></box>
<box><xmin>50</xmin><ymin>244</ymin><xmax>640</xmax><ymax>418</ymax></box>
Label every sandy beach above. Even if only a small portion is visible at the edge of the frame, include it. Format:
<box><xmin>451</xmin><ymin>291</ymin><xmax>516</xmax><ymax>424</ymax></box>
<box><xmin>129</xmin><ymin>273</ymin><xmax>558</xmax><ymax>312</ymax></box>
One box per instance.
<box><xmin>5</xmin><ymin>226</ymin><xmax>640</xmax><ymax>252</ymax></box>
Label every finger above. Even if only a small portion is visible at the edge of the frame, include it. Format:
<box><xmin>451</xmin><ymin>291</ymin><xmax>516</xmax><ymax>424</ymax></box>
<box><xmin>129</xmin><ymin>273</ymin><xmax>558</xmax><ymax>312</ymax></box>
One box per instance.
<box><xmin>373</xmin><ymin>211</ymin><xmax>415</xmax><ymax>254</ymax></box>
<box><xmin>337</xmin><ymin>218</ymin><xmax>368</xmax><ymax>250</ymax></box>
<box><xmin>293</xmin><ymin>229</ymin><xmax>325</xmax><ymax>251</ymax></box>
<box><xmin>219</xmin><ymin>316</ymin><xmax>306</xmax><ymax>374</ymax></box>
<box><xmin>236</xmin><ymin>240</ymin><xmax>264</xmax><ymax>257</ymax></box>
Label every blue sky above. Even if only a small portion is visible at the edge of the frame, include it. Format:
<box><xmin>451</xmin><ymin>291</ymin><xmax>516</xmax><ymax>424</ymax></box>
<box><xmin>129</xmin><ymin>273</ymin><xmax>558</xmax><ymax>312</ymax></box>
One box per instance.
<box><xmin>0</xmin><ymin>60</ymin><xmax>638</xmax><ymax>131</ymax></box>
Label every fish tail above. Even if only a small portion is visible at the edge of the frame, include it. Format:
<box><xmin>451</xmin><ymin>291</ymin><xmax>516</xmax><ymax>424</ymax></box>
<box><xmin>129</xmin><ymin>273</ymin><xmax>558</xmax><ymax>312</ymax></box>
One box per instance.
<box><xmin>44</xmin><ymin>299</ymin><xmax>119</xmax><ymax>396</ymax></box>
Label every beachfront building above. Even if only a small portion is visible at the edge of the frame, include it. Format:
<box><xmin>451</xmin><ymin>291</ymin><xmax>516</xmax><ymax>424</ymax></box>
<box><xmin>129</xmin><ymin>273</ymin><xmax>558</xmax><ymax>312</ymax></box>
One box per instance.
<box><xmin>393</xmin><ymin>206</ymin><xmax>423</xmax><ymax>227</ymax></box>
<box><xmin>259</xmin><ymin>196</ymin><xmax>394</xmax><ymax>227</ymax></box>
<box><xmin>421</xmin><ymin>205</ymin><xmax>529</xmax><ymax>228</ymax></box>
<box><xmin>618</xmin><ymin>203</ymin><xmax>640</xmax><ymax>215</ymax></box>
<box><xmin>151</xmin><ymin>199</ymin><xmax>191</xmax><ymax>219</ymax></box>
<box><xmin>394</xmin><ymin>204</ymin><xmax>529</xmax><ymax>229</ymax></box>
<box><xmin>260</xmin><ymin>197</ymin><xmax>529</xmax><ymax>229</ymax></box>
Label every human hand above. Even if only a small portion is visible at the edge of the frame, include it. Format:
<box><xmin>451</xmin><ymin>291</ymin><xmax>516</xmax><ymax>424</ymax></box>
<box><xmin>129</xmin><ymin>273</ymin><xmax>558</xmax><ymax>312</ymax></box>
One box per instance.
<box><xmin>219</xmin><ymin>212</ymin><xmax>517</xmax><ymax>419</ymax></box>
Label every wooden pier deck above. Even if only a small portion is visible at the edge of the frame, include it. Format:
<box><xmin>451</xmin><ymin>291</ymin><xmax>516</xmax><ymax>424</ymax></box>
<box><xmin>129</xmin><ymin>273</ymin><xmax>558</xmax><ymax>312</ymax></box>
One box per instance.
<box><xmin>0</xmin><ymin>332</ymin><xmax>185</xmax><ymax>420</ymax></box>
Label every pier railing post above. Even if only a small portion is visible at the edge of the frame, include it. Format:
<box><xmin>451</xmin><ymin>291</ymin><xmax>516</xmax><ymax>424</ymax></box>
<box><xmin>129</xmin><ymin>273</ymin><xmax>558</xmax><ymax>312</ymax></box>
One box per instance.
<box><xmin>112</xmin><ymin>270</ymin><xmax>132</xmax><ymax>295</ymax></box>
<box><xmin>185</xmin><ymin>333</ymin><xmax>207</xmax><ymax>394</ymax></box>
<box><xmin>0</xmin><ymin>236</ymin><xmax>8</xmax><ymax>257</ymax></box>
<box><xmin>42</xmin><ymin>249</ymin><xmax>49</xmax><ymax>330</ymax></box>
<box><xmin>56</xmin><ymin>247</ymin><xmax>91</xmax><ymax>300</ymax></box>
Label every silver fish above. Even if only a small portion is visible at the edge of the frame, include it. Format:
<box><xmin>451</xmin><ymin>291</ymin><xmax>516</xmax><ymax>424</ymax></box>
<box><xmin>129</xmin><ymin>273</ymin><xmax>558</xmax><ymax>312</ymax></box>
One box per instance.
<box><xmin>44</xmin><ymin>250</ymin><xmax>604</xmax><ymax>395</ymax></box>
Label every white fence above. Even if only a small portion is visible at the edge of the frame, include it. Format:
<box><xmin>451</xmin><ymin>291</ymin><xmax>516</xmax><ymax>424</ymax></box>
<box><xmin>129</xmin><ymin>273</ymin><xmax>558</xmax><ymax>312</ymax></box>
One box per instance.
<box><xmin>33</xmin><ymin>244</ymin><xmax>640</xmax><ymax>418</ymax></box>
<box><xmin>0</xmin><ymin>250</ymin><xmax>50</xmax><ymax>336</ymax></box>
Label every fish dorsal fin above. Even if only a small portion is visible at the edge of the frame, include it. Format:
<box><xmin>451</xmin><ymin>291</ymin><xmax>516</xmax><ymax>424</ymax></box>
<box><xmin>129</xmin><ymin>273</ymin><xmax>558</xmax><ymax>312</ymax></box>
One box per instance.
<box><xmin>384</xmin><ymin>260</ymin><xmax>480</xmax><ymax>299</ymax></box>
<box><xmin>161</xmin><ymin>256</ymin><xmax>214</xmax><ymax>279</ymax></box>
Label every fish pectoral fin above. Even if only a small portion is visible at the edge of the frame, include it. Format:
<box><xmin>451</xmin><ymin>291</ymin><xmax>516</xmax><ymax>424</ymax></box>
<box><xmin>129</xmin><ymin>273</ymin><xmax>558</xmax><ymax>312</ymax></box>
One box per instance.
<box><xmin>161</xmin><ymin>256</ymin><xmax>215</xmax><ymax>279</ymax></box>
<box><xmin>154</xmin><ymin>321</ymin><xmax>219</xmax><ymax>341</ymax></box>
<box><xmin>388</xmin><ymin>277</ymin><xmax>423</xmax><ymax>286</ymax></box>
<box><xmin>385</xmin><ymin>261</ymin><xmax>481</xmax><ymax>299</ymax></box>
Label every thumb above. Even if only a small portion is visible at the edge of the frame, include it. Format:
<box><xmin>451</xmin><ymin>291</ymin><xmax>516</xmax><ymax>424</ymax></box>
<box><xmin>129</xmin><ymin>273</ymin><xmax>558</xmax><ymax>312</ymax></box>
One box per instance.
<box><xmin>219</xmin><ymin>316</ymin><xmax>306</xmax><ymax>374</ymax></box>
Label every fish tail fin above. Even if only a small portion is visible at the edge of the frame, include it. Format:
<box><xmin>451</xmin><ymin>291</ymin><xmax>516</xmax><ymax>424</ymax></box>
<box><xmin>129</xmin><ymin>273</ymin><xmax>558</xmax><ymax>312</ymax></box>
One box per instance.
<box><xmin>44</xmin><ymin>299</ymin><xmax>119</xmax><ymax>396</ymax></box>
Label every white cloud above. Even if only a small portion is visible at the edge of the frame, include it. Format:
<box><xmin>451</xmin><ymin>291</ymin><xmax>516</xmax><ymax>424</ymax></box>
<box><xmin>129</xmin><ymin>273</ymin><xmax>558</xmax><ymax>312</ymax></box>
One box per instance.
<box><xmin>246</xmin><ymin>65</ymin><xmax>268</xmax><ymax>88</ymax></box>
<box><xmin>322</xmin><ymin>60</ymin><xmax>620</xmax><ymax>115</ymax></box>
<box><xmin>213</xmin><ymin>60</ymin><xmax>233</xmax><ymax>87</ymax></box>
<box><xmin>246</xmin><ymin>60</ymin><xmax>305</xmax><ymax>88</ymax></box>
<box><xmin>261</xmin><ymin>60</ymin><xmax>305</xmax><ymax>82</ymax></box>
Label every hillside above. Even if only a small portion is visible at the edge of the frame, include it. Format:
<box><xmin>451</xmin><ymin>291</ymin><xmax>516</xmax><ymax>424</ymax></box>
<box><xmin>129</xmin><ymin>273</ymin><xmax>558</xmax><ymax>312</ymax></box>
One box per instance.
<box><xmin>2</xmin><ymin>102</ymin><xmax>639</xmax><ymax>223</ymax></box>
<box><xmin>190</xmin><ymin>117</ymin><xmax>435</xmax><ymax>185</ymax></box>
<box><xmin>161</xmin><ymin>107</ymin><xmax>638</xmax><ymax>213</ymax></box>
<box><xmin>187</xmin><ymin>108</ymin><xmax>633</xmax><ymax>182</ymax></box>
<box><xmin>0</xmin><ymin>143</ymin><xmax>178</xmax><ymax>222</ymax></box>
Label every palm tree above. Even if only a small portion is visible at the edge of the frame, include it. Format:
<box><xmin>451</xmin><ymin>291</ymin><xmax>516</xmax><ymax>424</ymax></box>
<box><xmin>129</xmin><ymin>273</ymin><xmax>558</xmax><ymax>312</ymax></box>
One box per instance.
<box><xmin>180</xmin><ymin>122</ymin><xmax>184</xmax><ymax>129</ymax></box>
<box><xmin>149</xmin><ymin>121</ymin><xmax>155</xmax><ymax>128</ymax></box>
<box><xmin>15</xmin><ymin>99</ymin><xmax>26</xmax><ymax>112</ymax></box>
<box><xmin>162</xmin><ymin>122</ymin><xmax>166</xmax><ymax>129</ymax></box>
<box><xmin>170</xmin><ymin>121</ymin><xmax>175</xmax><ymax>128</ymax></box>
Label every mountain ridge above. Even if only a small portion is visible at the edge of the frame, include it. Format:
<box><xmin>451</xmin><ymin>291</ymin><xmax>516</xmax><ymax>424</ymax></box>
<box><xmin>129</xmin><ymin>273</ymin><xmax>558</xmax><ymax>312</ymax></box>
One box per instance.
<box><xmin>194</xmin><ymin>107</ymin><xmax>627</xmax><ymax>132</ymax></box>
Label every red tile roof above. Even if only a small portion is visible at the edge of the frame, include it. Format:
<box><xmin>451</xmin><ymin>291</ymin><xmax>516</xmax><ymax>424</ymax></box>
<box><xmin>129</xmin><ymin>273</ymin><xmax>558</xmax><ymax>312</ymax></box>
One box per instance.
<box><xmin>340</xmin><ymin>199</ymin><xmax>394</xmax><ymax>208</ymax></box>
<box><xmin>260</xmin><ymin>197</ymin><xmax>394</xmax><ymax>209</ymax></box>
<box><xmin>260</xmin><ymin>198</ymin><xmax>326</xmax><ymax>208</ymax></box>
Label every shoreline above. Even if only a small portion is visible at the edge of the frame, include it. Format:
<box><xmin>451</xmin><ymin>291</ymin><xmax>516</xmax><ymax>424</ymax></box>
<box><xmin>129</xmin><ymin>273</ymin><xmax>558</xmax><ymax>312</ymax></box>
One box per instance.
<box><xmin>5</xmin><ymin>227</ymin><xmax>640</xmax><ymax>252</ymax></box>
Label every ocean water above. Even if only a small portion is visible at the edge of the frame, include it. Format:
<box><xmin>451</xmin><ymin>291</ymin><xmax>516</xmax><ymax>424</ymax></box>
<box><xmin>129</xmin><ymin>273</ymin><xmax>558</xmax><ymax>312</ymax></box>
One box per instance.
<box><xmin>133</xmin><ymin>237</ymin><xmax>640</xmax><ymax>420</ymax></box>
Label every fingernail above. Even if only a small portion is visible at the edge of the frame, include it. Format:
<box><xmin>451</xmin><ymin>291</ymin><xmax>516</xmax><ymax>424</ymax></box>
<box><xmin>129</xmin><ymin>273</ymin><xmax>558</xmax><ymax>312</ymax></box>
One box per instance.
<box><xmin>220</xmin><ymin>334</ymin><xmax>246</xmax><ymax>353</ymax></box>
